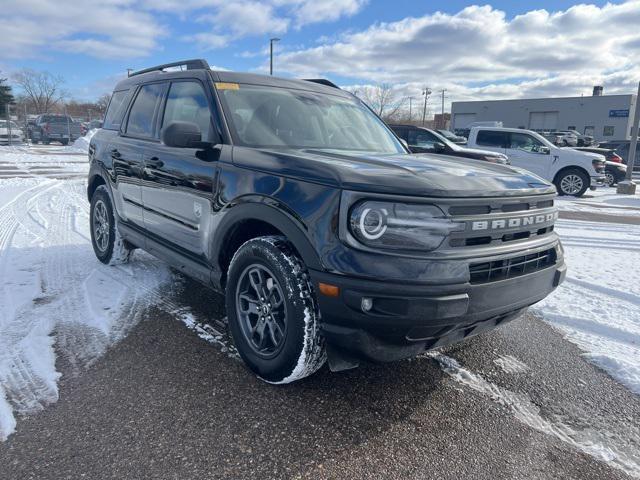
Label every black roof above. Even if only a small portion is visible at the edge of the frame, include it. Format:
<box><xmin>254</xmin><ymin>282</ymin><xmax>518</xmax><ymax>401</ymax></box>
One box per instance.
<box><xmin>113</xmin><ymin>58</ymin><xmax>349</xmax><ymax>98</ymax></box>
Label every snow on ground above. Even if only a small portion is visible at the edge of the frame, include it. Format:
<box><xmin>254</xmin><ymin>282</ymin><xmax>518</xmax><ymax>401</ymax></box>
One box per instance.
<box><xmin>0</xmin><ymin>147</ymin><xmax>173</xmax><ymax>441</ymax></box>
<box><xmin>556</xmin><ymin>187</ymin><xmax>640</xmax><ymax>217</ymax></box>
<box><xmin>534</xmin><ymin>189</ymin><xmax>640</xmax><ymax>395</ymax></box>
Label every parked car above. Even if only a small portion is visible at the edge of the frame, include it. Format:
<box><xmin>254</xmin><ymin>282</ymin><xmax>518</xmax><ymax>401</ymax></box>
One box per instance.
<box><xmin>572</xmin><ymin>146</ymin><xmax>624</xmax><ymax>164</ymax></box>
<box><xmin>467</xmin><ymin>127</ymin><xmax>606</xmax><ymax>196</ymax></box>
<box><xmin>389</xmin><ymin>125</ymin><xmax>508</xmax><ymax>164</ymax></box>
<box><xmin>437</xmin><ymin>129</ymin><xmax>467</xmax><ymax>144</ymax></box>
<box><xmin>603</xmin><ymin>161</ymin><xmax>627</xmax><ymax>187</ymax></box>
<box><xmin>33</xmin><ymin>114</ymin><xmax>82</xmax><ymax>145</ymax></box>
<box><xmin>566</xmin><ymin>129</ymin><xmax>594</xmax><ymax>146</ymax></box>
<box><xmin>598</xmin><ymin>140</ymin><xmax>640</xmax><ymax>172</ymax></box>
<box><xmin>88</xmin><ymin>59</ymin><xmax>565</xmax><ymax>384</ymax></box>
<box><xmin>541</xmin><ymin>131</ymin><xmax>578</xmax><ymax>147</ymax></box>
<box><xmin>0</xmin><ymin>120</ymin><xmax>24</xmax><ymax>144</ymax></box>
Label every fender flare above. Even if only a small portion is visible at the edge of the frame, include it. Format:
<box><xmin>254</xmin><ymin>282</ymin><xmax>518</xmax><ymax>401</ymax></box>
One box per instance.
<box><xmin>211</xmin><ymin>197</ymin><xmax>322</xmax><ymax>272</ymax></box>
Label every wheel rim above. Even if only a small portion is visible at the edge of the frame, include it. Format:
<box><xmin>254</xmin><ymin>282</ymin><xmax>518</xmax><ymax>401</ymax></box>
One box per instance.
<box><xmin>605</xmin><ymin>173</ymin><xmax>614</xmax><ymax>187</ymax></box>
<box><xmin>92</xmin><ymin>200</ymin><xmax>110</xmax><ymax>252</ymax></box>
<box><xmin>235</xmin><ymin>264</ymin><xmax>288</xmax><ymax>358</ymax></box>
<box><xmin>560</xmin><ymin>174</ymin><xmax>584</xmax><ymax>195</ymax></box>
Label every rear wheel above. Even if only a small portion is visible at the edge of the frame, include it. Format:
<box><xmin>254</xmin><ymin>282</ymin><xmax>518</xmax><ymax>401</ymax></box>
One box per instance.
<box><xmin>555</xmin><ymin>169</ymin><xmax>589</xmax><ymax>197</ymax></box>
<box><xmin>226</xmin><ymin>236</ymin><xmax>326</xmax><ymax>384</ymax></box>
<box><xmin>604</xmin><ymin>172</ymin><xmax>616</xmax><ymax>187</ymax></box>
<box><xmin>90</xmin><ymin>185</ymin><xmax>134</xmax><ymax>265</ymax></box>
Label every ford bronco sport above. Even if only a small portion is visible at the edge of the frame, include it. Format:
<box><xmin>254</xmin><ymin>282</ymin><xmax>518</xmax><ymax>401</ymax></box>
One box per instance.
<box><xmin>88</xmin><ymin>59</ymin><xmax>566</xmax><ymax>384</ymax></box>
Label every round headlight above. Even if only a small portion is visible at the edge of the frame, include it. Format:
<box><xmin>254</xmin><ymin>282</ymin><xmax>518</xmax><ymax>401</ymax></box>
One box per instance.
<box><xmin>359</xmin><ymin>207</ymin><xmax>388</xmax><ymax>240</ymax></box>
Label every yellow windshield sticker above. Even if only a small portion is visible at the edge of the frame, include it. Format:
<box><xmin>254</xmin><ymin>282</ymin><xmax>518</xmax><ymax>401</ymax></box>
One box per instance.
<box><xmin>215</xmin><ymin>82</ymin><xmax>239</xmax><ymax>90</ymax></box>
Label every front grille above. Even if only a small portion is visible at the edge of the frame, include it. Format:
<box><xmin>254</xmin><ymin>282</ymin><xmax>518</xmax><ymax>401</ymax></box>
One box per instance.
<box><xmin>469</xmin><ymin>248</ymin><xmax>556</xmax><ymax>284</ymax></box>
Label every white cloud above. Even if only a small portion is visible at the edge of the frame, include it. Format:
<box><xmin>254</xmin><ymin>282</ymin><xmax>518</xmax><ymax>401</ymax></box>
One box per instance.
<box><xmin>276</xmin><ymin>2</ymin><xmax>640</xmax><ymax>102</ymax></box>
<box><xmin>0</xmin><ymin>1</ymin><xmax>164</xmax><ymax>60</ymax></box>
<box><xmin>275</xmin><ymin>0</ymin><xmax>367</xmax><ymax>26</ymax></box>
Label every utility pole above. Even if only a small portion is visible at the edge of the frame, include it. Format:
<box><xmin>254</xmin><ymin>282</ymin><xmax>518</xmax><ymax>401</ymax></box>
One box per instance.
<box><xmin>270</xmin><ymin>38</ymin><xmax>280</xmax><ymax>75</ymax></box>
<box><xmin>422</xmin><ymin>87</ymin><xmax>431</xmax><ymax>126</ymax></box>
<box><xmin>617</xmin><ymin>81</ymin><xmax>640</xmax><ymax>194</ymax></box>
<box><xmin>440</xmin><ymin>89</ymin><xmax>447</xmax><ymax>129</ymax></box>
<box><xmin>6</xmin><ymin>104</ymin><xmax>12</xmax><ymax>147</ymax></box>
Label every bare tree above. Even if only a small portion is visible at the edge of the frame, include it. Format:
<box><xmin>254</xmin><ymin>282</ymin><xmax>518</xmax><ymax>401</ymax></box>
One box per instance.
<box><xmin>12</xmin><ymin>69</ymin><xmax>65</xmax><ymax>114</ymax></box>
<box><xmin>95</xmin><ymin>93</ymin><xmax>111</xmax><ymax>115</ymax></box>
<box><xmin>358</xmin><ymin>83</ymin><xmax>407</xmax><ymax>121</ymax></box>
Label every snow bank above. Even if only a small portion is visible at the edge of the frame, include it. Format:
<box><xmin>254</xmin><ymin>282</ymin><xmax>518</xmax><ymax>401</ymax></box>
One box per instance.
<box><xmin>70</xmin><ymin>129</ymin><xmax>98</xmax><ymax>152</ymax></box>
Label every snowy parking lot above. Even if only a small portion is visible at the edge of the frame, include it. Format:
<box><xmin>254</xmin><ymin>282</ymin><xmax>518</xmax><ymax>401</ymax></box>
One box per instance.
<box><xmin>1</xmin><ymin>144</ymin><xmax>640</xmax><ymax>479</ymax></box>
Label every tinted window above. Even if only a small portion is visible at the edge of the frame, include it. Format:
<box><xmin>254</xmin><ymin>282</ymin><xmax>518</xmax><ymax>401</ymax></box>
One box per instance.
<box><xmin>476</xmin><ymin>130</ymin><xmax>508</xmax><ymax>147</ymax></box>
<box><xmin>603</xmin><ymin>126</ymin><xmax>615</xmax><ymax>137</ymax></box>
<box><xmin>408</xmin><ymin>129</ymin><xmax>439</xmax><ymax>148</ymax></box>
<box><xmin>104</xmin><ymin>90</ymin><xmax>130</xmax><ymax>130</ymax></box>
<box><xmin>126</xmin><ymin>83</ymin><xmax>165</xmax><ymax>138</ymax></box>
<box><xmin>161</xmin><ymin>82</ymin><xmax>212</xmax><ymax>142</ymax></box>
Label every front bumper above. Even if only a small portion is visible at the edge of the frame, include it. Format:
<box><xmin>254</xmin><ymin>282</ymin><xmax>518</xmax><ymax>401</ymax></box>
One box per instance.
<box><xmin>311</xmin><ymin>250</ymin><xmax>566</xmax><ymax>363</ymax></box>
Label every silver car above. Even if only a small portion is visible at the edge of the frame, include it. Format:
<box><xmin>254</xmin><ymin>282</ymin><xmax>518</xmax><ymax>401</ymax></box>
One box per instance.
<box><xmin>0</xmin><ymin>120</ymin><xmax>24</xmax><ymax>145</ymax></box>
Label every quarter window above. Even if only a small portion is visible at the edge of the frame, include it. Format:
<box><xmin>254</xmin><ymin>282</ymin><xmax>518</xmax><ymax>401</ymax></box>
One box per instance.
<box><xmin>161</xmin><ymin>82</ymin><xmax>212</xmax><ymax>142</ymax></box>
<box><xmin>476</xmin><ymin>130</ymin><xmax>508</xmax><ymax>148</ymax></box>
<box><xmin>126</xmin><ymin>83</ymin><xmax>165</xmax><ymax>138</ymax></box>
<box><xmin>103</xmin><ymin>90</ymin><xmax>130</xmax><ymax>130</ymax></box>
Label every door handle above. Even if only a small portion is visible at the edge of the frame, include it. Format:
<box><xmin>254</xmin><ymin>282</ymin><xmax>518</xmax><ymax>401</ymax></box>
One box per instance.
<box><xmin>146</xmin><ymin>157</ymin><xmax>164</xmax><ymax>168</ymax></box>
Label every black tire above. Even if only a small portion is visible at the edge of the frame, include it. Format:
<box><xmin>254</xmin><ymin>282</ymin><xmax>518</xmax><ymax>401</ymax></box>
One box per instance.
<box><xmin>89</xmin><ymin>185</ymin><xmax>133</xmax><ymax>265</ymax></box>
<box><xmin>604</xmin><ymin>171</ymin><xmax>616</xmax><ymax>187</ymax></box>
<box><xmin>555</xmin><ymin>168</ymin><xmax>589</xmax><ymax>197</ymax></box>
<box><xmin>60</xmin><ymin>139</ymin><xmax>69</xmax><ymax>146</ymax></box>
<box><xmin>226</xmin><ymin>236</ymin><xmax>326</xmax><ymax>384</ymax></box>
<box><xmin>43</xmin><ymin>138</ymin><xmax>50</xmax><ymax>145</ymax></box>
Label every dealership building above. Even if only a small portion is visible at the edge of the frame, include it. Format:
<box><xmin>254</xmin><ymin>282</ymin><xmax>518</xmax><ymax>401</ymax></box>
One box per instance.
<box><xmin>451</xmin><ymin>87</ymin><xmax>637</xmax><ymax>141</ymax></box>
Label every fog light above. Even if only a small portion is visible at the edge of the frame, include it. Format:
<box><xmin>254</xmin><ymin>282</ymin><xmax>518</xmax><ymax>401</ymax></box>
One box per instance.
<box><xmin>361</xmin><ymin>297</ymin><xmax>373</xmax><ymax>312</ymax></box>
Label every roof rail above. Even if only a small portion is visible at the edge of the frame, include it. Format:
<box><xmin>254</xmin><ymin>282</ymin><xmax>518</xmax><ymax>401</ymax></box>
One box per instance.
<box><xmin>129</xmin><ymin>59</ymin><xmax>210</xmax><ymax>77</ymax></box>
<box><xmin>304</xmin><ymin>78</ymin><xmax>340</xmax><ymax>89</ymax></box>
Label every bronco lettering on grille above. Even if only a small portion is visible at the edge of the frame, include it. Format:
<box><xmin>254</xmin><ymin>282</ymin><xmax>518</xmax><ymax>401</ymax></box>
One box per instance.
<box><xmin>471</xmin><ymin>211</ymin><xmax>558</xmax><ymax>231</ymax></box>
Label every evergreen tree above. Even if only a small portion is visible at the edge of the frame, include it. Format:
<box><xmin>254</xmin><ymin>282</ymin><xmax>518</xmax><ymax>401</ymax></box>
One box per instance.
<box><xmin>0</xmin><ymin>75</ymin><xmax>15</xmax><ymax>114</ymax></box>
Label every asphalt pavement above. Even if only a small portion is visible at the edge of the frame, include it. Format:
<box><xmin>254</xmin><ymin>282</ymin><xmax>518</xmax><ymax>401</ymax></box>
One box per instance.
<box><xmin>1</xmin><ymin>275</ymin><xmax>639</xmax><ymax>480</ymax></box>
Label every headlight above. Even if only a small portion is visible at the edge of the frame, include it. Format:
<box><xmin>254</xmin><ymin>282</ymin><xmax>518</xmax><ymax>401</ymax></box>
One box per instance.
<box><xmin>349</xmin><ymin>201</ymin><xmax>464</xmax><ymax>251</ymax></box>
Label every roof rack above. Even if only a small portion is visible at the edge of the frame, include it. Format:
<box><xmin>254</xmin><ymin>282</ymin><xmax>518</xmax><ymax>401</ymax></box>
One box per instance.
<box><xmin>304</xmin><ymin>79</ymin><xmax>340</xmax><ymax>89</ymax></box>
<box><xmin>129</xmin><ymin>59</ymin><xmax>210</xmax><ymax>77</ymax></box>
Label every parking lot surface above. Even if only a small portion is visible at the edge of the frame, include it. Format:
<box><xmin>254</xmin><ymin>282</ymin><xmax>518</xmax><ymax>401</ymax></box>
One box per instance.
<box><xmin>0</xmin><ymin>145</ymin><xmax>639</xmax><ymax>479</ymax></box>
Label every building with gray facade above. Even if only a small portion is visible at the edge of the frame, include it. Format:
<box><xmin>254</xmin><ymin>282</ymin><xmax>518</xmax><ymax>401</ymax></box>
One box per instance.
<box><xmin>452</xmin><ymin>90</ymin><xmax>637</xmax><ymax>141</ymax></box>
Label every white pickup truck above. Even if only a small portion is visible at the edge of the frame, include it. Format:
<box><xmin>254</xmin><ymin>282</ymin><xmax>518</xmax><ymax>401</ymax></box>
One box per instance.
<box><xmin>467</xmin><ymin>127</ymin><xmax>606</xmax><ymax>196</ymax></box>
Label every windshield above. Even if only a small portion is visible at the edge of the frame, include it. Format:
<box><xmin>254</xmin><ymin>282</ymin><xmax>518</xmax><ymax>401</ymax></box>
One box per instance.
<box><xmin>429</xmin><ymin>129</ymin><xmax>463</xmax><ymax>151</ymax></box>
<box><xmin>217</xmin><ymin>84</ymin><xmax>405</xmax><ymax>154</ymax></box>
<box><xmin>0</xmin><ymin>120</ymin><xmax>19</xmax><ymax>129</ymax></box>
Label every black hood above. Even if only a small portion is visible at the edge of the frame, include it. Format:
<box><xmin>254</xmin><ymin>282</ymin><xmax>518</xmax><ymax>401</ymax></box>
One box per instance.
<box><xmin>232</xmin><ymin>147</ymin><xmax>555</xmax><ymax>198</ymax></box>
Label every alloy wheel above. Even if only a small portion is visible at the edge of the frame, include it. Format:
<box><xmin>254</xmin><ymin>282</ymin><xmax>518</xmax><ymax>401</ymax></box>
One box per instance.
<box><xmin>235</xmin><ymin>264</ymin><xmax>288</xmax><ymax>358</ymax></box>
<box><xmin>560</xmin><ymin>174</ymin><xmax>584</xmax><ymax>195</ymax></box>
<box><xmin>92</xmin><ymin>199</ymin><xmax>110</xmax><ymax>252</ymax></box>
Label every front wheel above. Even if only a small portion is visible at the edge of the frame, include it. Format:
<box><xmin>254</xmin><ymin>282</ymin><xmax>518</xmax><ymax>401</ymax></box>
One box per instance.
<box><xmin>604</xmin><ymin>172</ymin><xmax>616</xmax><ymax>187</ymax></box>
<box><xmin>226</xmin><ymin>236</ymin><xmax>326</xmax><ymax>384</ymax></box>
<box><xmin>555</xmin><ymin>169</ymin><xmax>589</xmax><ymax>196</ymax></box>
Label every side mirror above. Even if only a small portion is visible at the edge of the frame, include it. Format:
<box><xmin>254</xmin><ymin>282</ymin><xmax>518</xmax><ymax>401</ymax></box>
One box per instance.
<box><xmin>162</xmin><ymin>121</ymin><xmax>208</xmax><ymax>148</ymax></box>
<box><xmin>434</xmin><ymin>142</ymin><xmax>446</xmax><ymax>152</ymax></box>
<box><xmin>539</xmin><ymin>146</ymin><xmax>551</xmax><ymax>155</ymax></box>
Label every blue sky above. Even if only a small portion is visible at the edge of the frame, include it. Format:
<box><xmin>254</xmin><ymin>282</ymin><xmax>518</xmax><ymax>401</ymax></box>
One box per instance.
<box><xmin>1</xmin><ymin>0</ymin><xmax>638</xmax><ymax>106</ymax></box>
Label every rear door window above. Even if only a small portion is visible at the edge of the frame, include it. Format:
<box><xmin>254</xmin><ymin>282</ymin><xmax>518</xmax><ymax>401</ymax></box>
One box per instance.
<box><xmin>408</xmin><ymin>129</ymin><xmax>439</xmax><ymax>148</ymax></box>
<box><xmin>126</xmin><ymin>83</ymin><xmax>165</xmax><ymax>138</ymax></box>
<box><xmin>476</xmin><ymin>130</ymin><xmax>508</xmax><ymax>148</ymax></box>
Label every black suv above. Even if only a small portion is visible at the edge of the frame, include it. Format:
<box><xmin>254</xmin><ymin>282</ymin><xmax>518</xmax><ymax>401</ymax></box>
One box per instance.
<box><xmin>389</xmin><ymin>125</ymin><xmax>509</xmax><ymax>164</ymax></box>
<box><xmin>88</xmin><ymin>59</ymin><xmax>566</xmax><ymax>384</ymax></box>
